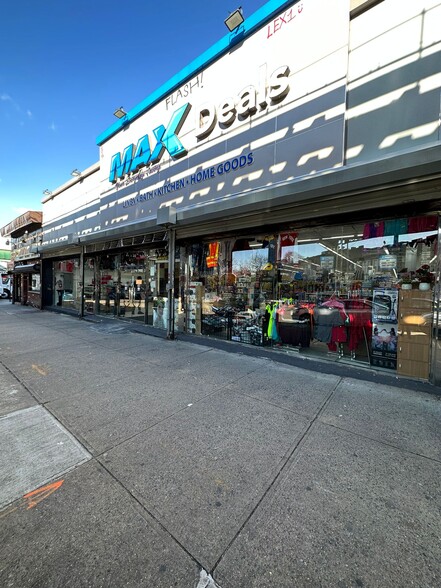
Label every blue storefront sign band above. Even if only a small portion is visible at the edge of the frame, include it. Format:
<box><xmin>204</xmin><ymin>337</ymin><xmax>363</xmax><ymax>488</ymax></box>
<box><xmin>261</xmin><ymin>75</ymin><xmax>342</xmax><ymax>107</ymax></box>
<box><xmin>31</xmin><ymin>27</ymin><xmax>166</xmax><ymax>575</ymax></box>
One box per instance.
<box><xmin>122</xmin><ymin>152</ymin><xmax>254</xmax><ymax>209</ymax></box>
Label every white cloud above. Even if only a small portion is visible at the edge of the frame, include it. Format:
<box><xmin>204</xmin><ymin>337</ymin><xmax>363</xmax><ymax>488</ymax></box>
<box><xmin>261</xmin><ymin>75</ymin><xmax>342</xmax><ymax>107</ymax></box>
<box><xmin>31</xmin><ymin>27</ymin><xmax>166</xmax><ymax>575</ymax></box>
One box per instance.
<box><xmin>0</xmin><ymin>93</ymin><xmax>20</xmax><ymax>111</ymax></box>
<box><xmin>49</xmin><ymin>121</ymin><xmax>57</xmax><ymax>131</ymax></box>
<box><xmin>1</xmin><ymin>93</ymin><xmax>33</xmax><ymax>121</ymax></box>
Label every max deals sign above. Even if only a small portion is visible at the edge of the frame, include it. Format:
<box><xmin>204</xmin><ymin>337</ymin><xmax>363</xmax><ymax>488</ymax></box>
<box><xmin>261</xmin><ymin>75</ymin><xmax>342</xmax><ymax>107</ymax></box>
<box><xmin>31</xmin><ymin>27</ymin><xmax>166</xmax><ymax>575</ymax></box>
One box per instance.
<box><xmin>99</xmin><ymin>0</ymin><xmax>349</xmax><ymax>226</ymax></box>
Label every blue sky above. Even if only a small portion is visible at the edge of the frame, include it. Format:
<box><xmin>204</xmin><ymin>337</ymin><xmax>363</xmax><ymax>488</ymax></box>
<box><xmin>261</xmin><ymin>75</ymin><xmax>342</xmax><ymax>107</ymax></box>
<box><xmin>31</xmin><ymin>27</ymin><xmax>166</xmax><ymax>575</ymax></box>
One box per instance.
<box><xmin>0</xmin><ymin>0</ymin><xmax>270</xmax><ymax>230</ymax></box>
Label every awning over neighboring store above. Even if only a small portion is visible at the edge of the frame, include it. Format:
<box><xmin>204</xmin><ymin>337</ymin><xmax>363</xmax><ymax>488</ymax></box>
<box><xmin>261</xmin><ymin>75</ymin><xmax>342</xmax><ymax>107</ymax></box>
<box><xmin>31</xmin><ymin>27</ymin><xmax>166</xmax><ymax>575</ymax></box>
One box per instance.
<box><xmin>12</xmin><ymin>264</ymin><xmax>41</xmax><ymax>273</ymax></box>
<box><xmin>1</xmin><ymin>211</ymin><xmax>42</xmax><ymax>238</ymax></box>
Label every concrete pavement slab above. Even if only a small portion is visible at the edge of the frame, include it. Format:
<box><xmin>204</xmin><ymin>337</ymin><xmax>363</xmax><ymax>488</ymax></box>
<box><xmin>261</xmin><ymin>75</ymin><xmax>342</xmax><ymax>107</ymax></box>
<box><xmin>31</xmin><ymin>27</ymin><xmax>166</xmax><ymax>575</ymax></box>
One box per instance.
<box><xmin>215</xmin><ymin>422</ymin><xmax>441</xmax><ymax>588</ymax></box>
<box><xmin>23</xmin><ymin>315</ymin><xmax>84</xmax><ymax>330</ymax></box>
<box><xmin>122</xmin><ymin>348</ymin><xmax>258</xmax><ymax>395</ymax></box>
<box><xmin>0</xmin><ymin>332</ymin><xmax>67</xmax><ymax>358</ymax></box>
<box><xmin>85</xmin><ymin>334</ymin><xmax>148</xmax><ymax>352</ymax></box>
<box><xmin>3</xmin><ymin>346</ymin><xmax>144</xmax><ymax>403</ymax></box>
<box><xmin>46</xmin><ymin>359</ymin><xmax>235</xmax><ymax>454</ymax></box>
<box><xmin>0</xmin><ymin>306</ymin><xmax>40</xmax><ymax>319</ymax></box>
<box><xmin>0</xmin><ymin>303</ymin><xmax>37</xmax><ymax>315</ymax></box>
<box><xmin>49</xmin><ymin>320</ymin><xmax>104</xmax><ymax>334</ymax></box>
<box><xmin>0</xmin><ymin>311</ymin><xmax>21</xmax><ymax>324</ymax></box>
<box><xmin>321</xmin><ymin>378</ymin><xmax>441</xmax><ymax>460</ymax></box>
<box><xmin>102</xmin><ymin>390</ymin><xmax>311</xmax><ymax>569</ymax></box>
<box><xmin>5</xmin><ymin>310</ymin><xmax>59</xmax><ymax>322</ymax></box>
<box><xmin>0</xmin><ymin>460</ymin><xmax>200</xmax><ymax>588</ymax></box>
<box><xmin>47</xmin><ymin>380</ymin><xmax>213</xmax><ymax>455</ymax></box>
<box><xmin>1</xmin><ymin>342</ymin><xmax>97</xmax><ymax>378</ymax></box>
<box><xmin>125</xmin><ymin>336</ymin><xmax>214</xmax><ymax>363</ymax></box>
<box><xmin>2</xmin><ymin>302</ymin><xmax>440</xmax><ymax>587</ymax></box>
<box><xmin>70</xmin><ymin>324</ymin><xmax>149</xmax><ymax>351</ymax></box>
<box><xmin>142</xmin><ymin>348</ymin><xmax>265</xmax><ymax>388</ymax></box>
<box><xmin>0</xmin><ymin>406</ymin><xmax>91</xmax><ymax>509</ymax></box>
<box><xmin>0</xmin><ymin>319</ymin><xmax>58</xmax><ymax>336</ymax></box>
<box><xmin>0</xmin><ymin>364</ymin><xmax>36</xmax><ymax>417</ymax></box>
<box><xmin>46</xmin><ymin>322</ymin><xmax>164</xmax><ymax>353</ymax></box>
<box><xmin>224</xmin><ymin>361</ymin><xmax>340</xmax><ymax>419</ymax></box>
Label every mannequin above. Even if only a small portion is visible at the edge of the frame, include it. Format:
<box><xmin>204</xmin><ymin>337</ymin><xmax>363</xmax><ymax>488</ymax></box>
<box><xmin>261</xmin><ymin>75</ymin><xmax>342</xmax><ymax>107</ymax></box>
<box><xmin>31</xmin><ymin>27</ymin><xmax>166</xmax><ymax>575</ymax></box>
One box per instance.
<box><xmin>56</xmin><ymin>276</ymin><xmax>64</xmax><ymax>306</ymax></box>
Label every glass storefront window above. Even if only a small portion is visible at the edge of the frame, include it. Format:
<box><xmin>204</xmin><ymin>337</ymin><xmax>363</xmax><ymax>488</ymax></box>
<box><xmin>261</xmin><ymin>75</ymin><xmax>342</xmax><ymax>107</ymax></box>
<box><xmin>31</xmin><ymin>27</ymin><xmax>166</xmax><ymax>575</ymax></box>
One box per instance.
<box><xmin>180</xmin><ymin>215</ymin><xmax>439</xmax><ymax>378</ymax></box>
<box><xmin>53</xmin><ymin>258</ymin><xmax>81</xmax><ymax>310</ymax></box>
<box><xmin>82</xmin><ymin>248</ymin><xmax>172</xmax><ymax>330</ymax></box>
<box><xmin>46</xmin><ymin>215</ymin><xmax>439</xmax><ymax>380</ymax></box>
<box><xmin>30</xmin><ymin>273</ymin><xmax>41</xmax><ymax>292</ymax></box>
<box><xmin>93</xmin><ymin>251</ymin><xmax>152</xmax><ymax>320</ymax></box>
<box><xmin>83</xmin><ymin>258</ymin><xmax>96</xmax><ymax>315</ymax></box>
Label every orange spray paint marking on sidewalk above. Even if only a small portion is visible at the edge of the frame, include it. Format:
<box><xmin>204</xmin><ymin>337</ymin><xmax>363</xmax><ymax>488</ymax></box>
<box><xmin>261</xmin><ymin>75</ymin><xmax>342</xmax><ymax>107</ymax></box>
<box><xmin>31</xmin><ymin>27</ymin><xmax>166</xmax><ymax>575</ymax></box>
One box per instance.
<box><xmin>31</xmin><ymin>364</ymin><xmax>48</xmax><ymax>376</ymax></box>
<box><xmin>23</xmin><ymin>480</ymin><xmax>64</xmax><ymax>509</ymax></box>
<box><xmin>0</xmin><ymin>480</ymin><xmax>64</xmax><ymax>519</ymax></box>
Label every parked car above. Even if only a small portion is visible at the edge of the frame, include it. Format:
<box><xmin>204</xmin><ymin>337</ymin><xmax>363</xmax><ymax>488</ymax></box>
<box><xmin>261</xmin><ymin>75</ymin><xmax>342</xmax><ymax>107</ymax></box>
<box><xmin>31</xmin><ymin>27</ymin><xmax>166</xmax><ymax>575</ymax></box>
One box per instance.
<box><xmin>0</xmin><ymin>274</ymin><xmax>12</xmax><ymax>298</ymax></box>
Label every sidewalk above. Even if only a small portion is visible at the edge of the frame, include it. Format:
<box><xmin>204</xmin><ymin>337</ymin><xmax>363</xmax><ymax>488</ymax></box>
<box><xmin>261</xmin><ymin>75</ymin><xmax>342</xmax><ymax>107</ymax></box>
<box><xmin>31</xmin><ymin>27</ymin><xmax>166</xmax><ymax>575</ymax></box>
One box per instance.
<box><xmin>1</xmin><ymin>301</ymin><xmax>440</xmax><ymax>588</ymax></box>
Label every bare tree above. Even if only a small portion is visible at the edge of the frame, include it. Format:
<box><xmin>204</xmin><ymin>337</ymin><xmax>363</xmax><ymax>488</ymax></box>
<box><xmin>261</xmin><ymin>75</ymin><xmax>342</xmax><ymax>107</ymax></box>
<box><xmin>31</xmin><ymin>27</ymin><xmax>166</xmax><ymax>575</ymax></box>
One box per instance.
<box><xmin>232</xmin><ymin>251</ymin><xmax>267</xmax><ymax>275</ymax></box>
<box><xmin>248</xmin><ymin>252</ymin><xmax>267</xmax><ymax>273</ymax></box>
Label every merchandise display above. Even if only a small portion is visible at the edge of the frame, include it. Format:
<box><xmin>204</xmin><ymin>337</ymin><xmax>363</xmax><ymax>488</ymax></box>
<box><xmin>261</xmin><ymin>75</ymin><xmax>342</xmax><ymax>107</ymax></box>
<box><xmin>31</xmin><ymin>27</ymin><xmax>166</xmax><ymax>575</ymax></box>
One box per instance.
<box><xmin>181</xmin><ymin>215</ymin><xmax>438</xmax><ymax>373</ymax></box>
<box><xmin>45</xmin><ymin>214</ymin><xmax>439</xmax><ymax>379</ymax></box>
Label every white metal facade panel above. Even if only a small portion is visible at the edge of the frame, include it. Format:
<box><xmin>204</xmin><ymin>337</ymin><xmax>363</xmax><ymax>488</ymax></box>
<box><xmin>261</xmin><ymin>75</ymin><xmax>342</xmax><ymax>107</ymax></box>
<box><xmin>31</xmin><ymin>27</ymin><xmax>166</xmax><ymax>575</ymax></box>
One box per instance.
<box><xmin>346</xmin><ymin>0</ymin><xmax>441</xmax><ymax>164</ymax></box>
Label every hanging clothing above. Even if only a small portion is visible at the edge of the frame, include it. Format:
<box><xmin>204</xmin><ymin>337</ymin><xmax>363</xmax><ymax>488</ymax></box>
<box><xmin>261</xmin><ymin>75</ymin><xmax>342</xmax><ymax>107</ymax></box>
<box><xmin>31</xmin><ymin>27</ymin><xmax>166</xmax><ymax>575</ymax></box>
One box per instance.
<box><xmin>191</xmin><ymin>244</ymin><xmax>204</xmax><ymax>272</ymax></box>
<box><xmin>383</xmin><ymin>218</ymin><xmax>408</xmax><ymax>237</ymax></box>
<box><xmin>266</xmin><ymin>303</ymin><xmax>280</xmax><ymax>342</ymax></box>
<box><xmin>346</xmin><ymin>300</ymin><xmax>372</xmax><ymax>352</ymax></box>
<box><xmin>280</xmin><ymin>232</ymin><xmax>297</xmax><ymax>247</ymax></box>
<box><xmin>277</xmin><ymin>306</ymin><xmax>311</xmax><ymax>347</ymax></box>
<box><xmin>362</xmin><ymin>221</ymin><xmax>385</xmax><ymax>239</ymax></box>
<box><xmin>408</xmin><ymin>215</ymin><xmax>438</xmax><ymax>233</ymax></box>
<box><xmin>330</xmin><ymin>324</ymin><xmax>347</xmax><ymax>343</ymax></box>
<box><xmin>313</xmin><ymin>306</ymin><xmax>345</xmax><ymax>343</ymax></box>
<box><xmin>218</xmin><ymin>239</ymin><xmax>234</xmax><ymax>276</ymax></box>
<box><xmin>206</xmin><ymin>242</ymin><xmax>220</xmax><ymax>268</ymax></box>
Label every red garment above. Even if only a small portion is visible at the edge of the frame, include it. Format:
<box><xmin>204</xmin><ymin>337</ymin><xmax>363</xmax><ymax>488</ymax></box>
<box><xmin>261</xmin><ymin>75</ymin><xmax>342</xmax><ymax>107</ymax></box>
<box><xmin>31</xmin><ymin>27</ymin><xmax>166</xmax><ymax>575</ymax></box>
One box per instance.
<box><xmin>347</xmin><ymin>320</ymin><xmax>366</xmax><ymax>351</ymax></box>
<box><xmin>363</xmin><ymin>222</ymin><xmax>385</xmax><ymax>239</ymax></box>
<box><xmin>347</xmin><ymin>301</ymin><xmax>372</xmax><ymax>351</ymax></box>
<box><xmin>331</xmin><ymin>325</ymin><xmax>347</xmax><ymax>343</ymax></box>
<box><xmin>408</xmin><ymin>216</ymin><xmax>438</xmax><ymax>233</ymax></box>
<box><xmin>280</xmin><ymin>232</ymin><xmax>297</xmax><ymax>247</ymax></box>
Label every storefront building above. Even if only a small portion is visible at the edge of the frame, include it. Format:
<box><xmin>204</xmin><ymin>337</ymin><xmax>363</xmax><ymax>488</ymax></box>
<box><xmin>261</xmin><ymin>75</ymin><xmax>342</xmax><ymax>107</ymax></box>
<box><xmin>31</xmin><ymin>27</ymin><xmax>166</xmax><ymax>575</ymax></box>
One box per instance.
<box><xmin>40</xmin><ymin>0</ymin><xmax>441</xmax><ymax>384</ymax></box>
<box><xmin>0</xmin><ymin>211</ymin><xmax>43</xmax><ymax>307</ymax></box>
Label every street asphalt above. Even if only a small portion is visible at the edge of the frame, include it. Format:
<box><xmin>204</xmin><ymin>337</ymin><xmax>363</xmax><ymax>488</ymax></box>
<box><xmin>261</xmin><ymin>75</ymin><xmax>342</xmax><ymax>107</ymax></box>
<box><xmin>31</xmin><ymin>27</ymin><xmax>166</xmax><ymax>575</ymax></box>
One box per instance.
<box><xmin>0</xmin><ymin>299</ymin><xmax>440</xmax><ymax>588</ymax></box>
